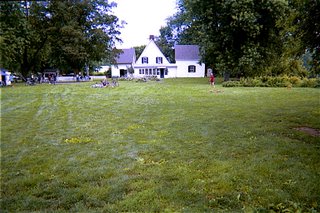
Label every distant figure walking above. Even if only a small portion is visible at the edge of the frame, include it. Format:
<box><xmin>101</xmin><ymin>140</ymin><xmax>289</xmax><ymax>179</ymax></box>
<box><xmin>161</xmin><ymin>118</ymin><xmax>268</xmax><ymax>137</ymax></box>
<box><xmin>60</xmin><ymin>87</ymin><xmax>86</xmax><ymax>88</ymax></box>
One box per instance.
<box><xmin>210</xmin><ymin>73</ymin><xmax>215</xmax><ymax>87</ymax></box>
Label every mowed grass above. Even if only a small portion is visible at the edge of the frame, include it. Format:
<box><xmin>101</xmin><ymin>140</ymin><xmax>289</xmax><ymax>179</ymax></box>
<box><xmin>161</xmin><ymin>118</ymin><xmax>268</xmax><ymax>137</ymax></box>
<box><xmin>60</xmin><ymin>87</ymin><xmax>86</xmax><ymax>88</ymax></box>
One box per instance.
<box><xmin>1</xmin><ymin>78</ymin><xmax>319</xmax><ymax>212</ymax></box>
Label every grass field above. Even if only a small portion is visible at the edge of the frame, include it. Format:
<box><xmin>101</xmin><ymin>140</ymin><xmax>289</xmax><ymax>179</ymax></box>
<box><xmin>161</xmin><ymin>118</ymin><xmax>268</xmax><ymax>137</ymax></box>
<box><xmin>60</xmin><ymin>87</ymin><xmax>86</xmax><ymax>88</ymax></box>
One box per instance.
<box><xmin>1</xmin><ymin>78</ymin><xmax>320</xmax><ymax>212</ymax></box>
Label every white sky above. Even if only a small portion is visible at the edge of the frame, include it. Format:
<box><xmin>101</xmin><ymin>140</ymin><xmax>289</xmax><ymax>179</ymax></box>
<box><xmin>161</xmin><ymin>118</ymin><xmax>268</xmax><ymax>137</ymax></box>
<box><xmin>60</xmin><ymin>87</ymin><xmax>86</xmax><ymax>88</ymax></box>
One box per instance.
<box><xmin>112</xmin><ymin>0</ymin><xmax>177</xmax><ymax>48</ymax></box>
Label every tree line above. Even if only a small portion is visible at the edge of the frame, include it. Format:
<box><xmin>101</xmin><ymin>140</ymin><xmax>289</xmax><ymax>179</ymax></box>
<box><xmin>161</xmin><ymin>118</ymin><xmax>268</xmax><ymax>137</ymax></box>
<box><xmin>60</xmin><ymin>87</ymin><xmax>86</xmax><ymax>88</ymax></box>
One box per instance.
<box><xmin>156</xmin><ymin>0</ymin><xmax>319</xmax><ymax>80</ymax></box>
<box><xmin>0</xmin><ymin>0</ymin><xmax>123</xmax><ymax>78</ymax></box>
<box><xmin>1</xmin><ymin>0</ymin><xmax>319</xmax><ymax>80</ymax></box>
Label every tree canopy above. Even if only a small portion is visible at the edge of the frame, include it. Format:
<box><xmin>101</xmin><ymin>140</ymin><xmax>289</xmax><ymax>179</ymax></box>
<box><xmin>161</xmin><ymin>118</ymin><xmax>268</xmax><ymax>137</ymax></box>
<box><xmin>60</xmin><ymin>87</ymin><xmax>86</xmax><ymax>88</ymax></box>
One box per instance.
<box><xmin>0</xmin><ymin>0</ymin><xmax>123</xmax><ymax>77</ymax></box>
<box><xmin>1</xmin><ymin>0</ymin><xmax>319</xmax><ymax>78</ymax></box>
<box><xmin>164</xmin><ymin>0</ymin><xmax>319</xmax><ymax>78</ymax></box>
<box><xmin>290</xmin><ymin>0</ymin><xmax>320</xmax><ymax>74</ymax></box>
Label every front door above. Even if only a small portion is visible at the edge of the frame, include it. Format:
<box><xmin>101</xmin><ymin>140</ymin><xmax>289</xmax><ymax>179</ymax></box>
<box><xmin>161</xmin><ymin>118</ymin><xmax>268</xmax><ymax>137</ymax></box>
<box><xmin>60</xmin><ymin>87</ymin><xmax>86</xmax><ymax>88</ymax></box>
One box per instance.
<box><xmin>160</xmin><ymin>68</ymin><xmax>165</xmax><ymax>78</ymax></box>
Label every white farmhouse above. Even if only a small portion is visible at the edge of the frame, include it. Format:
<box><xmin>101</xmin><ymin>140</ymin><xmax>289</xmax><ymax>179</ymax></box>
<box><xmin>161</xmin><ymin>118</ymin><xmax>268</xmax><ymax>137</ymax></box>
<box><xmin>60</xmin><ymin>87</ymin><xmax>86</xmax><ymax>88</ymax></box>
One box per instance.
<box><xmin>109</xmin><ymin>37</ymin><xmax>205</xmax><ymax>78</ymax></box>
<box><xmin>134</xmin><ymin>37</ymin><xmax>177</xmax><ymax>78</ymax></box>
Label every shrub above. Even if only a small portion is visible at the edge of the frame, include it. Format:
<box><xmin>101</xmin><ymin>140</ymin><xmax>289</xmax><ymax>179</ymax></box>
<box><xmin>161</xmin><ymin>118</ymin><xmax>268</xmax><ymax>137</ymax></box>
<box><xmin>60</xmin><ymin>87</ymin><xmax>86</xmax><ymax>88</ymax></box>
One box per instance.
<box><xmin>222</xmin><ymin>81</ymin><xmax>241</xmax><ymax>87</ymax></box>
<box><xmin>91</xmin><ymin>72</ymin><xmax>106</xmax><ymax>76</ymax></box>
<box><xmin>289</xmin><ymin>76</ymin><xmax>301</xmax><ymax>86</ymax></box>
<box><xmin>266</xmin><ymin>76</ymin><xmax>288</xmax><ymax>87</ymax></box>
<box><xmin>300</xmin><ymin>78</ymin><xmax>318</xmax><ymax>88</ymax></box>
<box><xmin>135</xmin><ymin>76</ymin><xmax>160</xmax><ymax>83</ymax></box>
<box><xmin>240</xmin><ymin>78</ymin><xmax>254</xmax><ymax>87</ymax></box>
<box><xmin>222</xmin><ymin>76</ymin><xmax>319</xmax><ymax>88</ymax></box>
<box><xmin>135</xmin><ymin>77</ymin><xmax>147</xmax><ymax>83</ymax></box>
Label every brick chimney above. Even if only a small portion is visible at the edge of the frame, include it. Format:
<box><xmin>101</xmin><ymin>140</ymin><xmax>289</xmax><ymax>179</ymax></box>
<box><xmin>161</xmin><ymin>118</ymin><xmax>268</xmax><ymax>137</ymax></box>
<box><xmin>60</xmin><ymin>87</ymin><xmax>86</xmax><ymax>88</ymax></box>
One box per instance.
<box><xmin>149</xmin><ymin>35</ymin><xmax>155</xmax><ymax>40</ymax></box>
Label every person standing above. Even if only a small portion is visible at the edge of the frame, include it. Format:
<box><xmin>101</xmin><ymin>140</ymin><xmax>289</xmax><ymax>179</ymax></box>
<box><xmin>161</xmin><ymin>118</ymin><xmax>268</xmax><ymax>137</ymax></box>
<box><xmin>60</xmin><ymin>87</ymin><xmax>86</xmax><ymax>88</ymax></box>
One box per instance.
<box><xmin>210</xmin><ymin>73</ymin><xmax>215</xmax><ymax>87</ymax></box>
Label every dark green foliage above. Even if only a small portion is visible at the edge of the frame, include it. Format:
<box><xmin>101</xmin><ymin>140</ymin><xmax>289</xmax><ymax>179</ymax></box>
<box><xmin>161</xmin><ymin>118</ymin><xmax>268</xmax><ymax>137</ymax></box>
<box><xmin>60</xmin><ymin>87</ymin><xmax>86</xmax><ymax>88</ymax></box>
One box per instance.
<box><xmin>293</xmin><ymin>0</ymin><xmax>320</xmax><ymax>74</ymax></box>
<box><xmin>221</xmin><ymin>80</ymin><xmax>242</xmax><ymax>87</ymax></box>
<box><xmin>163</xmin><ymin>0</ymin><xmax>319</xmax><ymax>78</ymax></box>
<box><xmin>0</xmin><ymin>1</ymin><xmax>51</xmax><ymax>77</ymax></box>
<box><xmin>166</xmin><ymin>0</ymin><xmax>289</xmax><ymax>78</ymax></box>
<box><xmin>156</xmin><ymin>26</ymin><xmax>175</xmax><ymax>63</ymax></box>
<box><xmin>133</xmin><ymin>45</ymin><xmax>146</xmax><ymax>59</ymax></box>
<box><xmin>0</xmin><ymin>0</ymin><xmax>122</xmax><ymax>77</ymax></box>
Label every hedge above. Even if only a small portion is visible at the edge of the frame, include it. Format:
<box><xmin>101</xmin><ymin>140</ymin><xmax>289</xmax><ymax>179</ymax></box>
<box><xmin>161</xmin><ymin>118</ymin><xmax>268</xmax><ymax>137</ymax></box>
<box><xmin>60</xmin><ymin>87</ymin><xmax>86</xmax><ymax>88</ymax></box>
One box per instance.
<box><xmin>222</xmin><ymin>76</ymin><xmax>320</xmax><ymax>88</ymax></box>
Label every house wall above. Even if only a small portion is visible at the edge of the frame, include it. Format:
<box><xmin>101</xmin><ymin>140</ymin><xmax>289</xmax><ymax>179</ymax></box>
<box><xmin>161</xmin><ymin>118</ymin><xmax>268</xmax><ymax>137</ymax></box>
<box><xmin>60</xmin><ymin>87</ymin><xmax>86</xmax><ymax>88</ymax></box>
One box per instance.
<box><xmin>133</xmin><ymin>39</ymin><xmax>175</xmax><ymax>79</ymax></box>
<box><xmin>167</xmin><ymin>67</ymin><xmax>178</xmax><ymax>78</ymax></box>
<box><xmin>133</xmin><ymin>66</ymin><xmax>177</xmax><ymax>78</ymax></box>
<box><xmin>175</xmin><ymin>60</ymin><xmax>205</xmax><ymax>77</ymax></box>
<box><xmin>99</xmin><ymin>64</ymin><xmax>133</xmax><ymax>77</ymax></box>
<box><xmin>136</xmin><ymin>40</ymin><xmax>170</xmax><ymax>66</ymax></box>
<box><xmin>111</xmin><ymin>64</ymin><xmax>132</xmax><ymax>77</ymax></box>
<box><xmin>111</xmin><ymin>65</ymin><xmax>120</xmax><ymax>77</ymax></box>
<box><xmin>99</xmin><ymin>65</ymin><xmax>110</xmax><ymax>74</ymax></box>
<box><xmin>102</xmin><ymin>62</ymin><xmax>204</xmax><ymax>78</ymax></box>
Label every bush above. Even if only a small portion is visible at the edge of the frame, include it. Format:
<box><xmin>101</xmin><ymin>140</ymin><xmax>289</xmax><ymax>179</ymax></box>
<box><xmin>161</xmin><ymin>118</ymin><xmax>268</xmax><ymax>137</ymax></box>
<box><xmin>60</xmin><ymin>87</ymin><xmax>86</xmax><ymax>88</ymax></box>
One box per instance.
<box><xmin>135</xmin><ymin>76</ymin><xmax>160</xmax><ymax>82</ymax></box>
<box><xmin>289</xmin><ymin>76</ymin><xmax>301</xmax><ymax>86</ymax></box>
<box><xmin>239</xmin><ymin>78</ymin><xmax>267</xmax><ymax>87</ymax></box>
<box><xmin>300</xmin><ymin>78</ymin><xmax>318</xmax><ymax>88</ymax></box>
<box><xmin>222</xmin><ymin>81</ymin><xmax>241</xmax><ymax>87</ymax></box>
<box><xmin>91</xmin><ymin>72</ymin><xmax>106</xmax><ymax>76</ymax></box>
<box><xmin>222</xmin><ymin>76</ymin><xmax>319</xmax><ymax>88</ymax></box>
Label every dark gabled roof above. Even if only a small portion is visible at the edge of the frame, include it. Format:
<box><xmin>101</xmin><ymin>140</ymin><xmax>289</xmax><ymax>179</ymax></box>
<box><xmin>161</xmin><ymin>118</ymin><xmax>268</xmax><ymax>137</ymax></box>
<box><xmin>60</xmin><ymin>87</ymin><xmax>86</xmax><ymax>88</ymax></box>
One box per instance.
<box><xmin>116</xmin><ymin>48</ymin><xmax>136</xmax><ymax>64</ymax></box>
<box><xmin>174</xmin><ymin>45</ymin><xmax>200</xmax><ymax>61</ymax></box>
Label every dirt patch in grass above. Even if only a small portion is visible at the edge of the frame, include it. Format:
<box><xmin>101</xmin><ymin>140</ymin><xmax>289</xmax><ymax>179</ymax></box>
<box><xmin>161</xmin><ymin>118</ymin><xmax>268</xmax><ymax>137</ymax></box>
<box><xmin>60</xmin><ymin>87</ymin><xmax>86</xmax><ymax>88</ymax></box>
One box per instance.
<box><xmin>294</xmin><ymin>127</ymin><xmax>320</xmax><ymax>137</ymax></box>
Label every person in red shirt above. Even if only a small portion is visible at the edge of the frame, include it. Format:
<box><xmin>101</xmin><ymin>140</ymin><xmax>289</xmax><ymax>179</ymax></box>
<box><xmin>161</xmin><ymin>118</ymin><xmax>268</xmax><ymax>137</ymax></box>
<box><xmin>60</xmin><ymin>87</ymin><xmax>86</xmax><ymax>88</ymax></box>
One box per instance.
<box><xmin>210</xmin><ymin>73</ymin><xmax>215</xmax><ymax>87</ymax></box>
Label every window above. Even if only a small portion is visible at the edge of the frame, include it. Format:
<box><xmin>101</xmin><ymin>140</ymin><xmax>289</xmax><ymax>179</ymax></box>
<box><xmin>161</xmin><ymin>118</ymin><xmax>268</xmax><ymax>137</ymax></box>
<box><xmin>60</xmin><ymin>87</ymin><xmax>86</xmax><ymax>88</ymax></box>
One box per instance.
<box><xmin>156</xmin><ymin>57</ymin><xmax>163</xmax><ymax>64</ymax></box>
<box><xmin>142</xmin><ymin>57</ymin><xmax>148</xmax><ymax>64</ymax></box>
<box><xmin>188</xmin><ymin>65</ymin><xmax>196</xmax><ymax>73</ymax></box>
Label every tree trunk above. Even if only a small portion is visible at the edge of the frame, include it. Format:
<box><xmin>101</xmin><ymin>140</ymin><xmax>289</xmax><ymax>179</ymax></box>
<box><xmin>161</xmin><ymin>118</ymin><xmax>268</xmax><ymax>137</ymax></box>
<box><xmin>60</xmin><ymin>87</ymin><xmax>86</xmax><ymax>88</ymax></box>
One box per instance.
<box><xmin>223</xmin><ymin>71</ymin><xmax>230</xmax><ymax>81</ymax></box>
<box><xmin>21</xmin><ymin>47</ymin><xmax>30</xmax><ymax>79</ymax></box>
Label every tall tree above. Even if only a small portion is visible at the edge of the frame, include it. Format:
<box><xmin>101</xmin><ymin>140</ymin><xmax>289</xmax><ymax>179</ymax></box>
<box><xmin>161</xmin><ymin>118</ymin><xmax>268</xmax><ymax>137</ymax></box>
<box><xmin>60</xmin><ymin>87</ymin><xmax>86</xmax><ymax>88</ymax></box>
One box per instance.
<box><xmin>156</xmin><ymin>26</ymin><xmax>175</xmax><ymax>63</ymax></box>
<box><xmin>48</xmin><ymin>0</ymin><xmax>122</xmax><ymax>74</ymax></box>
<box><xmin>167</xmin><ymin>0</ymin><xmax>289</xmax><ymax>79</ymax></box>
<box><xmin>291</xmin><ymin>0</ymin><xmax>320</xmax><ymax>74</ymax></box>
<box><xmin>0</xmin><ymin>1</ymin><xmax>51</xmax><ymax>77</ymax></box>
<box><xmin>0</xmin><ymin>0</ymin><xmax>122</xmax><ymax>77</ymax></box>
<box><xmin>133</xmin><ymin>45</ymin><xmax>146</xmax><ymax>60</ymax></box>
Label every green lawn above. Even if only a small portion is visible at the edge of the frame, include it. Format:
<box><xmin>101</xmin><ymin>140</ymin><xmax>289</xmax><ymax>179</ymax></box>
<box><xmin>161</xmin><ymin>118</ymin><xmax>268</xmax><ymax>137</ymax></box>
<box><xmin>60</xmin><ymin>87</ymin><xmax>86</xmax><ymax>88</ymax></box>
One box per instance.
<box><xmin>1</xmin><ymin>78</ymin><xmax>319</xmax><ymax>212</ymax></box>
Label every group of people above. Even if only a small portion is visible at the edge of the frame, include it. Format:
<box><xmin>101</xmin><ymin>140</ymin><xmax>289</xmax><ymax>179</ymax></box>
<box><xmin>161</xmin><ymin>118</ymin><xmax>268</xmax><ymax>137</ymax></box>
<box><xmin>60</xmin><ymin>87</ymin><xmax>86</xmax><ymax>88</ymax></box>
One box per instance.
<box><xmin>76</xmin><ymin>74</ymin><xmax>90</xmax><ymax>82</ymax></box>
<box><xmin>91</xmin><ymin>77</ymin><xmax>119</xmax><ymax>88</ymax></box>
<box><xmin>0</xmin><ymin>73</ymin><xmax>13</xmax><ymax>87</ymax></box>
<box><xmin>27</xmin><ymin>73</ymin><xmax>57</xmax><ymax>85</ymax></box>
<box><xmin>47</xmin><ymin>74</ymin><xmax>57</xmax><ymax>84</ymax></box>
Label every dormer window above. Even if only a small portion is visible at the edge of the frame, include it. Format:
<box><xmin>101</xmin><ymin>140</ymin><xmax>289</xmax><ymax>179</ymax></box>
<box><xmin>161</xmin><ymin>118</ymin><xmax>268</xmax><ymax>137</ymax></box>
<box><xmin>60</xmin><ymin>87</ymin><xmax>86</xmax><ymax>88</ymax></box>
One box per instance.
<box><xmin>156</xmin><ymin>57</ymin><xmax>163</xmax><ymax>64</ymax></box>
<box><xmin>142</xmin><ymin>57</ymin><xmax>148</xmax><ymax>64</ymax></box>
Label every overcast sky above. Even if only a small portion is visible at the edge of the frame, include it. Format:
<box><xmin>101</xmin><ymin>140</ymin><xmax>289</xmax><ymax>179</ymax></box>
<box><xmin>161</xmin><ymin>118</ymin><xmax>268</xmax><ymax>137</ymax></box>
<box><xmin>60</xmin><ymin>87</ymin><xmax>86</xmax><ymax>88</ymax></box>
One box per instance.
<box><xmin>113</xmin><ymin>0</ymin><xmax>177</xmax><ymax>48</ymax></box>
